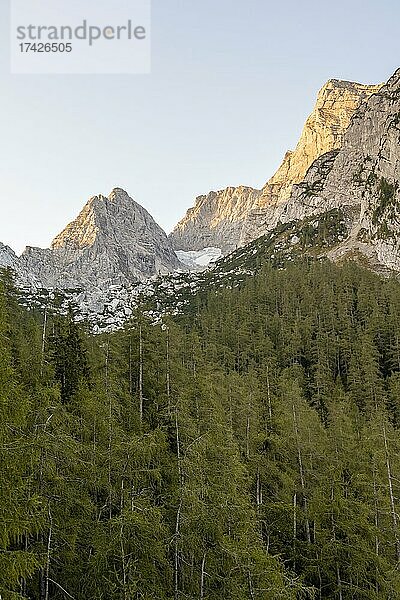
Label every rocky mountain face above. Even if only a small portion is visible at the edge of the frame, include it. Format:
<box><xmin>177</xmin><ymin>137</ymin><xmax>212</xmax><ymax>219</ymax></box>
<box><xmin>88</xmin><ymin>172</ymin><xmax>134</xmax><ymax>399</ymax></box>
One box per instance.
<box><xmin>169</xmin><ymin>79</ymin><xmax>382</xmax><ymax>253</ymax></box>
<box><xmin>271</xmin><ymin>68</ymin><xmax>400</xmax><ymax>272</ymax></box>
<box><xmin>169</xmin><ymin>186</ymin><xmax>260</xmax><ymax>254</ymax></box>
<box><xmin>0</xmin><ymin>242</ymin><xmax>41</xmax><ymax>287</ymax></box>
<box><xmin>0</xmin><ymin>242</ymin><xmax>20</xmax><ymax>271</ymax></box>
<box><xmin>2</xmin><ymin>69</ymin><xmax>400</xmax><ymax>332</ymax></box>
<box><xmin>15</xmin><ymin>189</ymin><xmax>182</xmax><ymax>290</ymax></box>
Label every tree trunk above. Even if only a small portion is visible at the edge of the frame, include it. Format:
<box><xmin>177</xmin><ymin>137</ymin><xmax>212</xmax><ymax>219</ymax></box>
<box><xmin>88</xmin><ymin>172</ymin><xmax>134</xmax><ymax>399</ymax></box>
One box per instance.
<box><xmin>382</xmin><ymin>423</ymin><xmax>400</xmax><ymax>562</ymax></box>
<box><xmin>293</xmin><ymin>492</ymin><xmax>297</xmax><ymax>570</ymax></box>
<box><xmin>40</xmin><ymin>306</ymin><xmax>48</xmax><ymax>377</ymax></box>
<box><xmin>175</xmin><ymin>406</ymin><xmax>182</xmax><ymax>485</ymax></box>
<box><xmin>372</xmin><ymin>461</ymin><xmax>379</xmax><ymax>557</ymax></box>
<box><xmin>45</xmin><ymin>507</ymin><xmax>52</xmax><ymax>600</ymax></box>
<box><xmin>292</xmin><ymin>402</ymin><xmax>311</xmax><ymax>543</ymax></box>
<box><xmin>129</xmin><ymin>333</ymin><xmax>133</xmax><ymax>396</ymax></box>
<box><xmin>120</xmin><ymin>479</ymin><xmax>129</xmax><ymax>600</ymax></box>
<box><xmin>336</xmin><ymin>564</ymin><xmax>343</xmax><ymax>600</ymax></box>
<box><xmin>166</xmin><ymin>326</ymin><xmax>171</xmax><ymax>415</ymax></box>
<box><xmin>105</xmin><ymin>342</ymin><xmax>113</xmax><ymax>520</ymax></box>
<box><xmin>174</xmin><ymin>403</ymin><xmax>183</xmax><ymax>600</ymax></box>
<box><xmin>256</xmin><ymin>469</ymin><xmax>263</xmax><ymax>508</ymax></box>
<box><xmin>199</xmin><ymin>552</ymin><xmax>206</xmax><ymax>600</ymax></box>
<box><xmin>174</xmin><ymin>500</ymin><xmax>182</xmax><ymax>600</ymax></box>
<box><xmin>139</xmin><ymin>324</ymin><xmax>143</xmax><ymax>425</ymax></box>
<box><xmin>265</xmin><ymin>365</ymin><xmax>273</xmax><ymax>436</ymax></box>
<box><xmin>248</xmin><ymin>570</ymin><xmax>255</xmax><ymax>600</ymax></box>
<box><xmin>39</xmin><ymin>570</ymin><xmax>46</xmax><ymax>600</ymax></box>
<box><xmin>246</xmin><ymin>410</ymin><xmax>250</xmax><ymax>460</ymax></box>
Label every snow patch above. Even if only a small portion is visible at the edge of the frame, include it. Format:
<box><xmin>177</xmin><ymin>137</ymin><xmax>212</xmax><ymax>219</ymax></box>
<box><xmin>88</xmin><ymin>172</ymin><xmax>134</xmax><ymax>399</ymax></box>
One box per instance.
<box><xmin>175</xmin><ymin>247</ymin><xmax>222</xmax><ymax>270</ymax></box>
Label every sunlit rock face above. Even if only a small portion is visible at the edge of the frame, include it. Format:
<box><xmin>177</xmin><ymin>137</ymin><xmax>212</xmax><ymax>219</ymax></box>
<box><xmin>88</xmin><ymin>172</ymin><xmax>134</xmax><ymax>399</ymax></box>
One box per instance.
<box><xmin>169</xmin><ymin>79</ymin><xmax>381</xmax><ymax>253</ymax></box>
<box><xmin>169</xmin><ymin>186</ymin><xmax>260</xmax><ymax>255</ymax></box>
<box><xmin>19</xmin><ymin>188</ymin><xmax>182</xmax><ymax>290</ymax></box>
<box><xmin>273</xmin><ymin>68</ymin><xmax>400</xmax><ymax>273</ymax></box>
<box><xmin>236</xmin><ymin>68</ymin><xmax>400</xmax><ymax>275</ymax></box>
<box><xmin>261</xmin><ymin>80</ymin><xmax>382</xmax><ymax>201</ymax></box>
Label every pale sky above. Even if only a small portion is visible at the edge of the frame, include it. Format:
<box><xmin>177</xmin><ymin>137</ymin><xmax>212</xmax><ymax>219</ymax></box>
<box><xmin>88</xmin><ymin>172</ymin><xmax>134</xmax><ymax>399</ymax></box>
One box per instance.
<box><xmin>1</xmin><ymin>0</ymin><xmax>399</xmax><ymax>254</ymax></box>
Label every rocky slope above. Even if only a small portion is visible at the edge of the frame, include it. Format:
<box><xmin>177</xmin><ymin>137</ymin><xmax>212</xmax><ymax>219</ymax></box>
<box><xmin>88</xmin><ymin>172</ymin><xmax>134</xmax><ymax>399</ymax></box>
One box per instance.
<box><xmin>17</xmin><ymin>188</ymin><xmax>182</xmax><ymax>290</ymax></box>
<box><xmin>0</xmin><ymin>242</ymin><xmax>40</xmax><ymax>287</ymax></box>
<box><xmin>270</xmin><ymin>68</ymin><xmax>400</xmax><ymax>272</ymax></box>
<box><xmin>216</xmin><ymin>68</ymin><xmax>400</xmax><ymax>276</ymax></box>
<box><xmin>0</xmin><ymin>242</ymin><xmax>20</xmax><ymax>271</ymax></box>
<box><xmin>1</xmin><ymin>69</ymin><xmax>400</xmax><ymax>333</ymax></box>
<box><xmin>169</xmin><ymin>79</ymin><xmax>382</xmax><ymax>253</ymax></box>
<box><xmin>169</xmin><ymin>186</ymin><xmax>260</xmax><ymax>254</ymax></box>
<box><xmin>11</xmin><ymin>208</ymin><xmax>356</xmax><ymax>333</ymax></box>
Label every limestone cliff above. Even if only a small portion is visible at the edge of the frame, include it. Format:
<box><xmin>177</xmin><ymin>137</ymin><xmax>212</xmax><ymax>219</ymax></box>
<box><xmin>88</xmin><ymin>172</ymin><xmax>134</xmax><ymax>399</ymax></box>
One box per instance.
<box><xmin>0</xmin><ymin>242</ymin><xmax>40</xmax><ymax>287</ymax></box>
<box><xmin>231</xmin><ymin>68</ymin><xmax>400</xmax><ymax>275</ymax></box>
<box><xmin>19</xmin><ymin>188</ymin><xmax>182</xmax><ymax>289</ymax></box>
<box><xmin>170</xmin><ymin>79</ymin><xmax>381</xmax><ymax>253</ymax></box>
<box><xmin>271</xmin><ymin>68</ymin><xmax>400</xmax><ymax>273</ymax></box>
<box><xmin>169</xmin><ymin>186</ymin><xmax>260</xmax><ymax>254</ymax></box>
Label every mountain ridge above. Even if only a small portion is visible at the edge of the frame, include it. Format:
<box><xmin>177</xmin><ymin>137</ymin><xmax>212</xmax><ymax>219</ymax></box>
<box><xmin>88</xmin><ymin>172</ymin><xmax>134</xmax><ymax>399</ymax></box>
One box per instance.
<box><xmin>12</xmin><ymin>188</ymin><xmax>183</xmax><ymax>290</ymax></box>
<box><xmin>169</xmin><ymin>78</ymin><xmax>382</xmax><ymax>253</ymax></box>
<box><xmin>1</xmin><ymin>69</ymin><xmax>400</xmax><ymax>328</ymax></box>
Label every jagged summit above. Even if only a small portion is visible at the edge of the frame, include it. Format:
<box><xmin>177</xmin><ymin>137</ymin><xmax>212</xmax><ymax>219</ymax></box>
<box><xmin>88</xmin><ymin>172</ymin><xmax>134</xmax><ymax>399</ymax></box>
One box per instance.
<box><xmin>15</xmin><ymin>188</ymin><xmax>182</xmax><ymax>290</ymax></box>
<box><xmin>241</xmin><ymin>67</ymin><xmax>400</xmax><ymax>271</ymax></box>
<box><xmin>325</xmin><ymin>78</ymin><xmax>381</xmax><ymax>90</ymax></box>
<box><xmin>169</xmin><ymin>78</ymin><xmax>382</xmax><ymax>254</ymax></box>
<box><xmin>51</xmin><ymin>188</ymin><xmax>161</xmax><ymax>252</ymax></box>
<box><xmin>0</xmin><ymin>242</ymin><xmax>19</xmax><ymax>267</ymax></box>
<box><xmin>2</xmin><ymin>69</ymin><xmax>400</xmax><ymax>328</ymax></box>
<box><xmin>51</xmin><ymin>188</ymin><xmax>136</xmax><ymax>250</ymax></box>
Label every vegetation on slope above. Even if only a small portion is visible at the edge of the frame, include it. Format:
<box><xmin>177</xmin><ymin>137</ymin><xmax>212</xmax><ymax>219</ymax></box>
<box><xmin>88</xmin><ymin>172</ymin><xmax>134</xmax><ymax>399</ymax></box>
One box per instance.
<box><xmin>2</xmin><ymin>256</ymin><xmax>400</xmax><ymax>599</ymax></box>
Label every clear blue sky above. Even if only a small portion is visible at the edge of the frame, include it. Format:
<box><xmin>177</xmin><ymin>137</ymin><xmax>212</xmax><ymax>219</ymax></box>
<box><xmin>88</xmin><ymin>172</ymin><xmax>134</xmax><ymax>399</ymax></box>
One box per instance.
<box><xmin>1</xmin><ymin>0</ymin><xmax>398</xmax><ymax>254</ymax></box>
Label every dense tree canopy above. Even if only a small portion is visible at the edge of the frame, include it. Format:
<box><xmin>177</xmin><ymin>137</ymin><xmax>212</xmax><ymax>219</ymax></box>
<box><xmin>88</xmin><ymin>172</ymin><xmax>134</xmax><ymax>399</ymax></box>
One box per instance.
<box><xmin>2</xmin><ymin>259</ymin><xmax>400</xmax><ymax>599</ymax></box>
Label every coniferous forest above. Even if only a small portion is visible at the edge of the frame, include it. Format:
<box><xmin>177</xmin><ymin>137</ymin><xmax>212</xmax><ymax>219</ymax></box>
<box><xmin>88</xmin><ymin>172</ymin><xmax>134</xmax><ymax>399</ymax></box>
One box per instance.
<box><xmin>3</xmin><ymin>259</ymin><xmax>400</xmax><ymax>599</ymax></box>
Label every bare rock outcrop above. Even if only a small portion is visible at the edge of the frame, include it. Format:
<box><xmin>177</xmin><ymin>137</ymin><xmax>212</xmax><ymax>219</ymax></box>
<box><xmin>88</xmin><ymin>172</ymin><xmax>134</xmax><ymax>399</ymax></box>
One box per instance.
<box><xmin>275</xmin><ymin>68</ymin><xmax>400</xmax><ymax>272</ymax></box>
<box><xmin>170</xmin><ymin>79</ymin><xmax>381</xmax><ymax>253</ymax></box>
<box><xmin>19</xmin><ymin>188</ymin><xmax>182</xmax><ymax>290</ymax></box>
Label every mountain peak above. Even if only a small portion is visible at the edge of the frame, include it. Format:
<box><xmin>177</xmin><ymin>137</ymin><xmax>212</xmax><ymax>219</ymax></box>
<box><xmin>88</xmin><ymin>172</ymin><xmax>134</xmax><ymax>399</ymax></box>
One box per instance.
<box><xmin>169</xmin><ymin>75</ymin><xmax>381</xmax><ymax>254</ymax></box>
<box><xmin>262</xmin><ymin>78</ymin><xmax>382</xmax><ymax>192</ymax></box>
<box><xmin>108</xmin><ymin>187</ymin><xmax>130</xmax><ymax>198</ymax></box>
<box><xmin>323</xmin><ymin>78</ymin><xmax>382</xmax><ymax>91</ymax></box>
<box><xmin>16</xmin><ymin>189</ymin><xmax>183</xmax><ymax>290</ymax></box>
<box><xmin>51</xmin><ymin>189</ymin><xmax>144</xmax><ymax>251</ymax></box>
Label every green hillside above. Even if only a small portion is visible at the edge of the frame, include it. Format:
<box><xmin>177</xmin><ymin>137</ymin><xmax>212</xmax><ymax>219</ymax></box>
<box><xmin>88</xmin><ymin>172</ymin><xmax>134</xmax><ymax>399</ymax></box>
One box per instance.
<box><xmin>2</xmin><ymin>256</ymin><xmax>400</xmax><ymax>599</ymax></box>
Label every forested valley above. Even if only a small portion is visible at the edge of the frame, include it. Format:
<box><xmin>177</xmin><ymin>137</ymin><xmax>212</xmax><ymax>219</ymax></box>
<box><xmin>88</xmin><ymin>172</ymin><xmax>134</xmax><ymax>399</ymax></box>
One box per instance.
<box><xmin>2</xmin><ymin>259</ymin><xmax>400</xmax><ymax>599</ymax></box>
